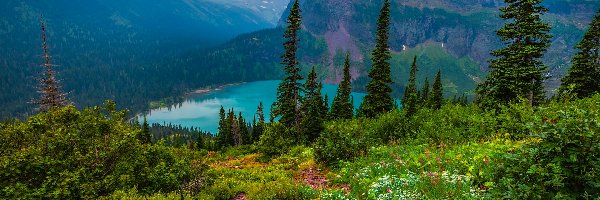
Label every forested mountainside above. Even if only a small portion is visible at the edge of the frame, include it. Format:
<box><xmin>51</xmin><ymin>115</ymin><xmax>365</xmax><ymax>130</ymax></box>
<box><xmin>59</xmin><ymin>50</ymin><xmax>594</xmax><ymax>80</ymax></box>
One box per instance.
<box><xmin>188</xmin><ymin>0</ymin><xmax>599</xmax><ymax>99</ymax></box>
<box><xmin>0</xmin><ymin>0</ymin><xmax>280</xmax><ymax>118</ymax></box>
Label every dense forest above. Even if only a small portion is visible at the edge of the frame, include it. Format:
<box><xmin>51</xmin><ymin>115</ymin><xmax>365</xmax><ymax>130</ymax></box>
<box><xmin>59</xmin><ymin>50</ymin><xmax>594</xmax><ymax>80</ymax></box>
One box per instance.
<box><xmin>2</xmin><ymin>0</ymin><xmax>600</xmax><ymax>199</ymax></box>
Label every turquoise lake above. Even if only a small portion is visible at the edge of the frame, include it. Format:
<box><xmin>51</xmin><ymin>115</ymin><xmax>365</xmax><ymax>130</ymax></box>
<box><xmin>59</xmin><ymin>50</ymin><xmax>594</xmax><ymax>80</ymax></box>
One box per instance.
<box><xmin>144</xmin><ymin>80</ymin><xmax>367</xmax><ymax>133</ymax></box>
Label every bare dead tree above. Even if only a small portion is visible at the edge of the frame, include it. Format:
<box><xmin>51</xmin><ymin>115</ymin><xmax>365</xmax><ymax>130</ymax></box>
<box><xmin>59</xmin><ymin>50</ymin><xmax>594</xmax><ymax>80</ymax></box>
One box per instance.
<box><xmin>33</xmin><ymin>16</ymin><xmax>69</xmax><ymax>112</ymax></box>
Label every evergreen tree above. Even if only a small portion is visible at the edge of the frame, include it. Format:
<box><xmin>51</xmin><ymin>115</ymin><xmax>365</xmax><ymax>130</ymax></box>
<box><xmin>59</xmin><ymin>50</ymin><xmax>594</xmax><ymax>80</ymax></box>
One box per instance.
<box><xmin>301</xmin><ymin>67</ymin><xmax>325</xmax><ymax>142</ymax></box>
<box><xmin>273</xmin><ymin>0</ymin><xmax>304</xmax><ymax>128</ymax></box>
<box><xmin>430</xmin><ymin>70</ymin><xmax>444</xmax><ymax>109</ymax></box>
<box><xmin>238</xmin><ymin>112</ymin><xmax>250</xmax><ymax>145</ymax></box>
<box><xmin>230</xmin><ymin>109</ymin><xmax>241</xmax><ymax>146</ymax></box>
<box><xmin>196</xmin><ymin>134</ymin><xmax>204</xmax><ymax>150</ymax></box>
<box><xmin>322</xmin><ymin>93</ymin><xmax>329</xmax><ymax>116</ymax></box>
<box><xmin>253</xmin><ymin>102</ymin><xmax>265</xmax><ymax>143</ymax></box>
<box><xmin>358</xmin><ymin>0</ymin><xmax>394</xmax><ymax>118</ymax></box>
<box><xmin>34</xmin><ymin>16</ymin><xmax>69</xmax><ymax>112</ymax></box>
<box><xmin>476</xmin><ymin>0</ymin><xmax>552</xmax><ymax>107</ymax></box>
<box><xmin>269</xmin><ymin>104</ymin><xmax>276</xmax><ymax>123</ymax></box>
<box><xmin>256</xmin><ymin>102</ymin><xmax>265</xmax><ymax>123</ymax></box>
<box><xmin>140</xmin><ymin>116</ymin><xmax>151</xmax><ymax>144</ymax></box>
<box><xmin>560</xmin><ymin>9</ymin><xmax>600</xmax><ymax>98</ymax></box>
<box><xmin>330</xmin><ymin>52</ymin><xmax>354</xmax><ymax>120</ymax></box>
<box><xmin>403</xmin><ymin>56</ymin><xmax>419</xmax><ymax>117</ymax></box>
<box><xmin>421</xmin><ymin>77</ymin><xmax>430</xmax><ymax>106</ymax></box>
<box><xmin>217</xmin><ymin>106</ymin><xmax>231</xmax><ymax>148</ymax></box>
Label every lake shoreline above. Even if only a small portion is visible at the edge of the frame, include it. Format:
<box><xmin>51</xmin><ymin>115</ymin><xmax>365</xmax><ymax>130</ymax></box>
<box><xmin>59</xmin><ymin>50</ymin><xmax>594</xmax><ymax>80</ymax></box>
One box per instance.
<box><xmin>130</xmin><ymin>81</ymin><xmax>247</xmax><ymax>123</ymax></box>
<box><xmin>185</xmin><ymin>82</ymin><xmax>245</xmax><ymax>97</ymax></box>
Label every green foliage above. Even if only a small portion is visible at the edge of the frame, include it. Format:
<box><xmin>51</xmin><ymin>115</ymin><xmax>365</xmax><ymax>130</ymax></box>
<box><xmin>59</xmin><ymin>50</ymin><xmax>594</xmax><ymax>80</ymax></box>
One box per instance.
<box><xmin>382</xmin><ymin>43</ymin><xmax>483</xmax><ymax>99</ymax></box>
<box><xmin>273</xmin><ymin>0</ymin><xmax>304</xmax><ymax>128</ymax></box>
<box><xmin>140</xmin><ymin>116</ymin><xmax>151</xmax><ymax>144</ymax></box>
<box><xmin>493</xmin><ymin>95</ymin><xmax>600</xmax><ymax>199</ymax></box>
<box><xmin>314</xmin><ymin>120</ymin><xmax>372</xmax><ymax>167</ymax></box>
<box><xmin>403</xmin><ymin>56</ymin><xmax>420</xmax><ymax>117</ymax></box>
<box><xmin>216</xmin><ymin>106</ymin><xmax>231</xmax><ymax>148</ymax></box>
<box><xmin>252</xmin><ymin>102</ymin><xmax>266</xmax><ymax>144</ymax></box>
<box><xmin>359</xmin><ymin>0</ymin><xmax>395</xmax><ymax>118</ymax></box>
<box><xmin>301</xmin><ymin>67</ymin><xmax>326</xmax><ymax>143</ymax></box>
<box><xmin>406</xmin><ymin>104</ymin><xmax>496</xmax><ymax>145</ymax></box>
<box><xmin>328</xmin><ymin>139</ymin><xmax>523</xmax><ymax>199</ymax></box>
<box><xmin>330</xmin><ymin>53</ymin><xmax>354</xmax><ymax>120</ymax></box>
<box><xmin>421</xmin><ymin>77</ymin><xmax>430</xmax><ymax>107</ymax></box>
<box><xmin>560</xmin><ymin>9</ymin><xmax>600</xmax><ymax>99</ymax></box>
<box><xmin>0</xmin><ymin>102</ymin><xmax>203</xmax><ymax>199</ymax></box>
<box><xmin>237</xmin><ymin>113</ymin><xmax>250</xmax><ymax>145</ymax></box>
<box><xmin>477</xmin><ymin>0</ymin><xmax>552</xmax><ymax>108</ymax></box>
<box><xmin>255</xmin><ymin>123</ymin><xmax>297</xmax><ymax>159</ymax></box>
<box><xmin>197</xmin><ymin>146</ymin><xmax>318</xmax><ymax>200</ymax></box>
<box><xmin>430</xmin><ymin>70</ymin><xmax>444</xmax><ymax>109</ymax></box>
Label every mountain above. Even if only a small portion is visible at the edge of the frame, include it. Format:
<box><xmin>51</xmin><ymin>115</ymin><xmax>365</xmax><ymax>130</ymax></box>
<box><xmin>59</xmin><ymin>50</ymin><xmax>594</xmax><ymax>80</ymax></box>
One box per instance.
<box><xmin>0</xmin><ymin>0</ymin><xmax>279</xmax><ymax>118</ymax></box>
<box><xmin>206</xmin><ymin>0</ymin><xmax>290</xmax><ymax>25</ymax></box>
<box><xmin>283</xmin><ymin>0</ymin><xmax>599</xmax><ymax>93</ymax></box>
<box><xmin>191</xmin><ymin>0</ymin><xmax>599</xmax><ymax>100</ymax></box>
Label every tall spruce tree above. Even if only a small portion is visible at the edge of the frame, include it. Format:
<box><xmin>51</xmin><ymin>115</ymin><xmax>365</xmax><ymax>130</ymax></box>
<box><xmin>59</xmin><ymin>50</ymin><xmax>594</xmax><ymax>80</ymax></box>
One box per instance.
<box><xmin>273</xmin><ymin>0</ymin><xmax>304</xmax><ymax>128</ymax></box>
<box><xmin>34</xmin><ymin>16</ymin><xmax>69</xmax><ymax>112</ymax></box>
<box><xmin>301</xmin><ymin>67</ymin><xmax>325</xmax><ymax>142</ymax></box>
<box><xmin>140</xmin><ymin>116</ymin><xmax>151</xmax><ymax>144</ymax></box>
<box><xmin>253</xmin><ymin>102</ymin><xmax>265</xmax><ymax>143</ymax></box>
<box><xmin>230</xmin><ymin>109</ymin><xmax>241</xmax><ymax>146</ymax></box>
<box><xmin>322</xmin><ymin>93</ymin><xmax>329</xmax><ymax>116</ymax></box>
<box><xmin>421</xmin><ymin>77</ymin><xmax>430</xmax><ymax>106</ymax></box>
<box><xmin>560</xmin><ymin>9</ymin><xmax>600</xmax><ymax>98</ymax></box>
<box><xmin>403</xmin><ymin>56</ymin><xmax>419</xmax><ymax>116</ymax></box>
<box><xmin>238</xmin><ymin>113</ymin><xmax>250</xmax><ymax>145</ymax></box>
<box><xmin>476</xmin><ymin>0</ymin><xmax>552</xmax><ymax>107</ymax></box>
<box><xmin>217</xmin><ymin>106</ymin><xmax>232</xmax><ymax>148</ymax></box>
<box><xmin>330</xmin><ymin>52</ymin><xmax>354</xmax><ymax>120</ymax></box>
<box><xmin>430</xmin><ymin>70</ymin><xmax>443</xmax><ymax>109</ymax></box>
<box><xmin>358</xmin><ymin>0</ymin><xmax>394</xmax><ymax>118</ymax></box>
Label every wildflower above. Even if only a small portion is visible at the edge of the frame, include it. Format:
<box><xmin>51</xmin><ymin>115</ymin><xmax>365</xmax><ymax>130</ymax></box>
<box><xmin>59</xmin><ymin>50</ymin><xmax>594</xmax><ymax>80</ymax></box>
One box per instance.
<box><xmin>436</xmin><ymin>157</ymin><xmax>441</xmax><ymax>162</ymax></box>
<box><xmin>387</xmin><ymin>188</ymin><xmax>392</xmax><ymax>193</ymax></box>
<box><xmin>427</xmin><ymin>171</ymin><xmax>434</xmax><ymax>177</ymax></box>
<box><xmin>484</xmin><ymin>158</ymin><xmax>490</xmax><ymax>164</ymax></box>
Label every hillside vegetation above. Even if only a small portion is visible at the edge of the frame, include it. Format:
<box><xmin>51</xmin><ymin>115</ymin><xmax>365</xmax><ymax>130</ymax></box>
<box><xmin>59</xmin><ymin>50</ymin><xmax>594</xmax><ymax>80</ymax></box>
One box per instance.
<box><xmin>2</xmin><ymin>95</ymin><xmax>598</xmax><ymax>199</ymax></box>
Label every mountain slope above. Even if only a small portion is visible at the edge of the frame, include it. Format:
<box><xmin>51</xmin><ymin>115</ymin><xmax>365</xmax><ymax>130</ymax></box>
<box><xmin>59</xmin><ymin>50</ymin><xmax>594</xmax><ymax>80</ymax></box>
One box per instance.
<box><xmin>273</xmin><ymin>0</ymin><xmax>600</xmax><ymax>95</ymax></box>
<box><xmin>0</xmin><ymin>0</ymin><xmax>276</xmax><ymax>118</ymax></box>
<box><xmin>163</xmin><ymin>0</ymin><xmax>600</xmax><ymax>106</ymax></box>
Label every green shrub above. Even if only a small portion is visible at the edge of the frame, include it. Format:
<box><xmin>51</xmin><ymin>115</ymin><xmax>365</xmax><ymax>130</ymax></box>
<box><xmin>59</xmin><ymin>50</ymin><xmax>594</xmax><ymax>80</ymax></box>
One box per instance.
<box><xmin>365</xmin><ymin>110</ymin><xmax>406</xmax><ymax>142</ymax></box>
<box><xmin>255</xmin><ymin>123</ymin><xmax>297</xmax><ymax>159</ymax></box>
<box><xmin>494</xmin><ymin>95</ymin><xmax>600</xmax><ymax>199</ymax></box>
<box><xmin>408</xmin><ymin>104</ymin><xmax>497</xmax><ymax>144</ymax></box>
<box><xmin>0</xmin><ymin>103</ymin><xmax>203</xmax><ymax>199</ymax></box>
<box><xmin>314</xmin><ymin>120</ymin><xmax>372</xmax><ymax>167</ymax></box>
<box><xmin>199</xmin><ymin>165</ymin><xmax>317</xmax><ymax>200</ymax></box>
<box><xmin>495</xmin><ymin>101</ymin><xmax>537</xmax><ymax>140</ymax></box>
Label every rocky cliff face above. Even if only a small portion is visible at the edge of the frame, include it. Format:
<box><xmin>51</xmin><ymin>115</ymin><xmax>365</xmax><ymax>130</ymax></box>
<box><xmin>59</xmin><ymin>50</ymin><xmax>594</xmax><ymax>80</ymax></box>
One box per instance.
<box><xmin>279</xmin><ymin>0</ymin><xmax>600</xmax><ymax>93</ymax></box>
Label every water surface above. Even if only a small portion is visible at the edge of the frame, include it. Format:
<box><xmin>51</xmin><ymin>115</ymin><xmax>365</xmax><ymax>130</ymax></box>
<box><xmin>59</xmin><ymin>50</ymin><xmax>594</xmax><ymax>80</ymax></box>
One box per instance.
<box><xmin>144</xmin><ymin>80</ymin><xmax>367</xmax><ymax>133</ymax></box>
